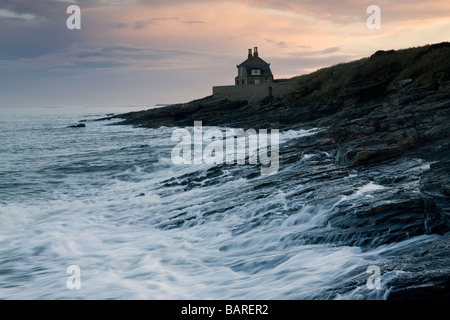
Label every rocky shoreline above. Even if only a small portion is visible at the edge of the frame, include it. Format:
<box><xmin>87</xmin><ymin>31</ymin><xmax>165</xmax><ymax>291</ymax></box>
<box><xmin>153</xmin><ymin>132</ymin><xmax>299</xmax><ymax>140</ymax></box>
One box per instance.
<box><xmin>106</xmin><ymin>43</ymin><xmax>450</xmax><ymax>299</ymax></box>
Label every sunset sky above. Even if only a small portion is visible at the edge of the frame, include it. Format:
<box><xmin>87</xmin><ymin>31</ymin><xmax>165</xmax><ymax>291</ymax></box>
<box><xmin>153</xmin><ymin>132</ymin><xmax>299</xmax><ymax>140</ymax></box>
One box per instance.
<box><xmin>1</xmin><ymin>0</ymin><xmax>449</xmax><ymax>108</ymax></box>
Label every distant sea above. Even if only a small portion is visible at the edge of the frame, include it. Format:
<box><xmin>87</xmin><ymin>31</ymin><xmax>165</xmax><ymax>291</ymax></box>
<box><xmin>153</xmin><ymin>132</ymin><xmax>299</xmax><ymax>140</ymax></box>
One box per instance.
<box><xmin>0</xmin><ymin>106</ymin><xmax>437</xmax><ymax>299</ymax></box>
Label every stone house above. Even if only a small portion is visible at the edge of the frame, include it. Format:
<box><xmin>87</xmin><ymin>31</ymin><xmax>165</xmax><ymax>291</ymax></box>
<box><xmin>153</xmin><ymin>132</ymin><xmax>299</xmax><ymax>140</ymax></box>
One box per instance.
<box><xmin>235</xmin><ymin>47</ymin><xmax>274</xmax><ymax>85</ymax></box>
<box><xmin>213</xmin><ymin>47</ymin><xmax>296</xmax><ymax>103</ymax></box>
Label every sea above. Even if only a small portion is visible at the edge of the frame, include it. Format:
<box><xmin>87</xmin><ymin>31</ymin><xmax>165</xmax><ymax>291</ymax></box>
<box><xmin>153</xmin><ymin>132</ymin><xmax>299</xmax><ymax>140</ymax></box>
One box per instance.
<box><xmin>0</xmin><ymin>106</ymin><xmax>439</xmax><ymax>299</ymax></box>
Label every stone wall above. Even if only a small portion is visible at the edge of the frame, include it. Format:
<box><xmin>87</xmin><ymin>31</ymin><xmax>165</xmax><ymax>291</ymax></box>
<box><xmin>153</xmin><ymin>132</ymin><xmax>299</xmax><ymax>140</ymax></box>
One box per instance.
<box><xmin>212</xmin><ymin>82</ymin><xmax>297</xmax><ymax>103</ymax></box>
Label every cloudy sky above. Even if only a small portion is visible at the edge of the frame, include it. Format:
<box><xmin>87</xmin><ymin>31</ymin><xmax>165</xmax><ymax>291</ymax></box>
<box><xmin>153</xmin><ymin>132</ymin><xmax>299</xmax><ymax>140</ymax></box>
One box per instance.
<box><xmin>0</xmin><ymin>0</ymin><xmax>449</xmax><ymax>108</ymax></box>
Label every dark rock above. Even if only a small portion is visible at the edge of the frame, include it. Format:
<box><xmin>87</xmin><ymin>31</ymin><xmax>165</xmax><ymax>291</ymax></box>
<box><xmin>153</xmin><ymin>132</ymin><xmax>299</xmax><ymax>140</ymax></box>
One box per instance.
<box><xmin>395</xmin><ymin>78</ymin><xmax>413</xmax><ymax>88</ymax></box>
<box><xmin>388</xmin><ymin>281</ymin><xmax>450</xmax><ymax>300</ymax></box>
<box><xmin>386</xmin><ymin>233</ymin><xmax>450</xmax><ymax>300</ymax></box>
<box><xmin>68</xmin><ymin>123</ymin><xmax>86</xmax><ymax>128</ymax></box>
<box><xmin>442</xmin><ymin>185</ymin><xmax>450</xmax><ymax>196</ymax></box>
<box><xmin>439</xmin><ymin>81</ymin><xmax>450</xmax><ymax>92</ymax></box>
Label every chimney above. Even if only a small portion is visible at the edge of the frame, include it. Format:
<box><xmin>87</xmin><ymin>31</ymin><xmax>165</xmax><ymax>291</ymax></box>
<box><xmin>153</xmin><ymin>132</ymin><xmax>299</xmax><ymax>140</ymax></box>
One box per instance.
<box><xmin>253</xmin><ymin>47</ymin><xmax>258</xmax><ymax>57</ymax></box>
<box><xmin>248</xmin><ymin>48</ymin><xmax>252</xmax><ymax>58</ymax></box>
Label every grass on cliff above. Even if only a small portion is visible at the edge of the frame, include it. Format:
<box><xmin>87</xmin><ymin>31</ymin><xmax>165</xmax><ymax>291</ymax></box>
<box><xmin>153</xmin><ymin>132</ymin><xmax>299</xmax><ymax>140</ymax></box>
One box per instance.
<box><xmin>289</xmin><ymin>42</ymin><xmax>450</xmax><ymax>103</ymax></box>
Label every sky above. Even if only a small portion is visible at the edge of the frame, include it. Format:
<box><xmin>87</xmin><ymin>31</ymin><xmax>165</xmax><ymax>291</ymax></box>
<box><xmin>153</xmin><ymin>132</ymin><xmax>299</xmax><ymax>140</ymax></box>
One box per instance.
<box><xmin>0</xmin><ymin>0</ymin><xmax>449</xmax><ymax>108</ymax></box>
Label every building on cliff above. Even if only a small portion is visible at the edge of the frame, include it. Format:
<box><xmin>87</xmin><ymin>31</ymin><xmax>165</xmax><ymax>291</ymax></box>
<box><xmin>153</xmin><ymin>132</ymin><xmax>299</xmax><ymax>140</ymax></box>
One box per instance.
<box><xmin>235</xmin><ymin>47</ymin><xmax>273</xmax><ymax>85</ymax></box>
<box><xmin>213</xmin><ymin>47</ymin><xmax>296</xmax><ymax>103</ymax></box>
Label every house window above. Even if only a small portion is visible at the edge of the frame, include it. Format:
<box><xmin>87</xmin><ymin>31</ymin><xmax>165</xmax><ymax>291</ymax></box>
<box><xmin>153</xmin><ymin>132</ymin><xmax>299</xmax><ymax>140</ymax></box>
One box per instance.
<box><xmin>255</xmin><ymin>80</ymin><xmax>260</xmax><ymax>84</ymax></box>
<box><xmin>251</xmin><ymin>69</ymin><xmax>261</xmax><ymax>75</ymax></box>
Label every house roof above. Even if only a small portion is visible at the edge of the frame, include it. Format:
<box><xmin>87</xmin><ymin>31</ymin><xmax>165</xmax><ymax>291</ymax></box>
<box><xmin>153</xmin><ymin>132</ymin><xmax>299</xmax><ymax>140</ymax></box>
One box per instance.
<box><xmin>237</xmin><ymin>56</ymin><xmax>273</xmax><ymax>76</ymax></box>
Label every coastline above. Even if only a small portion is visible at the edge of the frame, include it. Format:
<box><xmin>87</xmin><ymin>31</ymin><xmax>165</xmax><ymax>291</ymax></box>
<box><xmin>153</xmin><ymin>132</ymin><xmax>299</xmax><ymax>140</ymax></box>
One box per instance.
<box><xmin>107</xmin><ymin>43</ymin><xmax>450</xmax><ymax>299</ymax></box>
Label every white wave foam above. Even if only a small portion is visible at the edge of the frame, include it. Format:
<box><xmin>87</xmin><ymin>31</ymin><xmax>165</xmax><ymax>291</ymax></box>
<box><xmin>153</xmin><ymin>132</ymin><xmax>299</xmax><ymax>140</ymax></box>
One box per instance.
<box><xmin>279</xmin><ymin>128</ymin><xmax>325</xmax><ymax>143</ymax></box>
<box><xmin>341</xmin><ymin>182</ymin><xmax>386</xmax><ymax>203</ymax></box>
<box><xmin>0</xmin><ymin>109</ymin><xmax>434</xmax><ymax>300</ymax></box>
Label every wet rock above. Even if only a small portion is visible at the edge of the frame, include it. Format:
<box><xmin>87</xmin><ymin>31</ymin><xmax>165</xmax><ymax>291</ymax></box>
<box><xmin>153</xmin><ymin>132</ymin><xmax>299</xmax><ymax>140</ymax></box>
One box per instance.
<box><xmin>439</xmin><ymin>81</ymin><xmax>450</xmax><ymax>92</ymax></box>
<box><xmin>442</xmin><ymin>185</ymin><xmax>450</xmax><ymax>196</ymax></box>
<box><xmin>68</xmin><ymin>123</ymin><xmax>86</xmax><ymax>128</ymax></box>
<box><xmin>395</xmin><ymin>78</ymin><xmax>413</xmax><ymax>88</ymax></box>
<box><xmin>386</xmin><ymin>233</ymin><xmax>450</xmax><ymax>300</ymax></box>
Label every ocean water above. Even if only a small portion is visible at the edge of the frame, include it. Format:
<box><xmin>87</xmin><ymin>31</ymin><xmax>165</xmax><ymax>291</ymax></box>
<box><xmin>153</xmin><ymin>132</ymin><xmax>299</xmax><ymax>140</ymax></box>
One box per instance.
<box><xmin>0</xmin><ymin>106</ymin><xmax>438</xmax><ymax>299</ymax></box>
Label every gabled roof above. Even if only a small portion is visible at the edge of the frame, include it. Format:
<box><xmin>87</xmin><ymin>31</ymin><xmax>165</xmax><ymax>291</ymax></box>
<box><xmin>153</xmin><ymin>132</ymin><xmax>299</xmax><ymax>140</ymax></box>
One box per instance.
<box><xmin>237</xmin><ymin>55</ymin><xmax>270</xmax><ymax>67</ymax></box>
<box><xmin>237</xmin><ymin>56</ymin><xmax>273</xmax><ymax>76</ymax></box>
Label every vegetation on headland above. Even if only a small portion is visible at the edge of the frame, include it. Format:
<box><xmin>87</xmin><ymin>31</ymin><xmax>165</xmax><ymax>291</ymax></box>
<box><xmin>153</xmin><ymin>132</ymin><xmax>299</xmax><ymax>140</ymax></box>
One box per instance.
<box><xmin>290</xmin><ymin>42</ymin><xmax>450</xmax><ymax>104</ymax></box>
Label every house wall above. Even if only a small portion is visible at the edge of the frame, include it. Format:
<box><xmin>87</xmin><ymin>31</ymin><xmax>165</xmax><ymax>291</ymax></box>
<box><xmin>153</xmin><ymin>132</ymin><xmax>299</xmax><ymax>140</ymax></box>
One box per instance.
<box><xmin>235</xmin><ymin>75</ymin><xmax>274</xmax><ymax>85</ymax></box>
<box><xmin>235</xmin><ymin>66</ymin><xmax>274</xmax><ymax>85</ymax></box>
<box><xmin>212</xmin><ymin>82</ymin><xmax>297</xmax><ymax>103</ymax></box>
